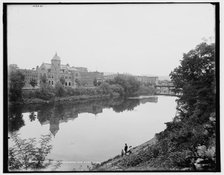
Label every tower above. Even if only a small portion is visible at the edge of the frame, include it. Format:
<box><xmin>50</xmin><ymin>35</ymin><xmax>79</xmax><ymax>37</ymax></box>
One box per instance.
<box><xmin>51</xmin><ymin>52</ymin><xmax>61</xmax><ymax>85</ymax></box>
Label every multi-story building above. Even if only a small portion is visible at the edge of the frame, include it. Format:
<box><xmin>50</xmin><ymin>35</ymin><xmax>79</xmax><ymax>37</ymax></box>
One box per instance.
<box><xmin>19</xmin><ymin>69</ymin><xmax>39</xmax><ymax>88</ymax></box>
<box><xmin>38</xmin><ymin>53</ymin><xmax>78</xmax><ymax>88</ymax></box>
<box><xmin>103</xmin><ymin>73</ymin><xmax>119</xmax><ymax>81</ymax></box>
<box><xmin>8</xmin><ymin>64</ymin><xmax>39</xmax><ymax>88</ymax></box>
<box><xmin>9</xmin><ymin>53</ymin><xmax>158</xmax><ymax>88</ymax></box>
<box><xmin>135</xmin><ymin>76</ymin><xmax>158</xmax><ymax>85</ymax></box>
<box><xmin>9</xmin><ymin>53</ymin><xmax>104</xmax><ymax>89</ymax></box>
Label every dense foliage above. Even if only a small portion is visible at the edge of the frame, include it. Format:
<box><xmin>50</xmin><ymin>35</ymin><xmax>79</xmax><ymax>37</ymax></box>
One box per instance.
<box><xmin>106</xmin><ymin>74</ymin><xmax>141</xmax><ymax>96</ymax></box>
<box><xmin>157</xmin><ymin>42</ymin><xmax>216</xmax><ymax>170</ymax></box>
<box><xmin>21</xmin><ymin>74</ymin><xmax>154</xmax><ymax>101</ymax></box>
<box><xmin>29</xmin><ymin>79</ymin><xmax>37</xmax><ymax>88</ymax></box>
<box><xmin>9</xmin><ymin>70</ymin><xmax>25</xmax><ymax>102</ymax></box>
<box><xmin>9</xmin><ymin>134</ymin><xmax>61</xmax><ymax>171</ymax></box>
<box><xmin>10</xmin><ymin>70</ymin><xmax>155</xmax><ymax>102</ymax></box>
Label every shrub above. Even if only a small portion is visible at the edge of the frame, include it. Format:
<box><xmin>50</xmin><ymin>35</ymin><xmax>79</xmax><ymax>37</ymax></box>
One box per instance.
<box><xmin>35</xmin><ymin>85</ymin><xmax>55</xmax><ymax>100</ymax></box>
<box><xmin>9</xmin><ymin>70</ymin><xmax>25</xmax><ymax>102</ymax></box>
<box><xmin>107</xmin><ymin>74</ymin><xmax>140</xmax><ymax>96</ymax></box>
<box><xmin>110</xmin><ymin>84</ymin><xmax>125</xmax><ymax>96</ymax></box>
<box><xmin>9</xmin><ymin>133</ymin><xmax>61</xmax><ymax>171</ymax></box>
<box><xmin>99</xmin><ymin>82</ymin><xmax>112</xmax><ymax>95</ymax></box>
<box><xmin>55</xmin><ymin>82</ymin><xmax>66</xmax><ymax>97</ymax></box>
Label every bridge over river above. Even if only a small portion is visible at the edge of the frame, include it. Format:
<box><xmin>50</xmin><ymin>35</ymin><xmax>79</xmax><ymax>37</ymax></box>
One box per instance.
<box><xmin>155</xmin><ymin>85</ymin><xmax>181</xmax><ymax>96</ymax></box>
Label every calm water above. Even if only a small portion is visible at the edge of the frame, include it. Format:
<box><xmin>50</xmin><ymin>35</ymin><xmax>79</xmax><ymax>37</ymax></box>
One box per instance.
<box><xmin>8</xmin><ymin>96</ymin><xmax>177</xmax><ymax>171</ymax></box>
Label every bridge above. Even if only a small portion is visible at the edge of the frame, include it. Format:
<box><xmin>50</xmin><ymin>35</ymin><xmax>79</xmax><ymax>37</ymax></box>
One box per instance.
<box><xmin>155</xmin><ymin>84</ymin><xmax>179</xmax><ymax>96</ymax></box>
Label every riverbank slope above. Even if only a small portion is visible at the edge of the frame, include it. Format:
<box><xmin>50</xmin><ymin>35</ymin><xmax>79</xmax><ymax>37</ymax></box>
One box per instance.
<box><xmin>91</xmin><ymin>137</ymin><xmax>162</xmax><ymax>171</ymax></box>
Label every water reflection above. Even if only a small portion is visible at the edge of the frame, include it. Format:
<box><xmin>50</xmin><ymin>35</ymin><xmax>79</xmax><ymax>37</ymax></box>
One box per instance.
<box><xmin>8</xmin><ymin>97</ymin><xmax>158</xmax><ymax>136</ymax></box>
<box><xmin>29</xmin><ymin>112</ymin><xmax>36</xmax><ymax>122</ymax></box>
<box><xmin>8</xmin><ymin>105</ymin><xmax>25</xmax><ymax>132</ymax></box>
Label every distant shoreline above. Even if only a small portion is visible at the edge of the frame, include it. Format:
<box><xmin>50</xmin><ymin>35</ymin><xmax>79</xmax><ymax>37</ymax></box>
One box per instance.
<box><xmin>9</xmin><ymin>94</ymin><xmax>119</xmax><ymax>105</ymax></box>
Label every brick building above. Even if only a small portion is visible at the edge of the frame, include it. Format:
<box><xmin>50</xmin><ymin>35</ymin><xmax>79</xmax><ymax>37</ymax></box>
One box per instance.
<box><xmin>9</xmin><ymin>53</ymin><xmax>103</xmax><ymax>89</ymax></box>
<box><xmin>135</xmin><ymin>76</ymin><xmax>158</xmax><ymax>85</ymax></box>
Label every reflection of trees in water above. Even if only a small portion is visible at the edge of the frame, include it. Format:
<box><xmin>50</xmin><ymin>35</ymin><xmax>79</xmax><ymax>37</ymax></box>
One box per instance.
<box><xmin>8</xmin><ymin>97</ymin><xmax>158</xmax><ymax>133</ymax></box>
<box><xmin>112</xmin><ymin>99</ymin><xmax>140</xmax><ymax>113</ymax></box>
<box><xmin>111</xmin><ymin>96</ymin><xmax>158</xmax><ymax>113</ymax></box>
<box><xmin>8</xmin><ymin>105</ymin><xmax>25</xmax><ymax>132</ymax></box>
<box><xmin>9</xmin><ymin>133</ymin><xmax>61</xmax><ymax>171</ymax></box>
<box><xmin>29</xmin><ymin>112</ymin><xmax>36</xmax><ymax>122</ymax></box>
<box><xmin>139</xmin><ymin>97</ymin><xmax>158</xmax><ymax>104</ymax></box>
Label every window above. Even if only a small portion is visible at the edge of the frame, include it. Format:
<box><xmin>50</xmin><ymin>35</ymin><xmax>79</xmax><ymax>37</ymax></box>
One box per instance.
<box><xmin>52</xmin><ymin>81</ymin><xmax>53</xmax><ymax>85</ymax></box>
<box><xmin>69</xmin><ymin>82</ymin><xmax>71</xmax><ymax>86</ymax></box>
<box><xmin>65</xmin><ymin>82</ymin><xmax>67</xmax><ymax>86</ymax></box>
<box><xmin>49</xmin><ymin>81</ymin><xmax>50</xmax><ymax>84</ymax></box>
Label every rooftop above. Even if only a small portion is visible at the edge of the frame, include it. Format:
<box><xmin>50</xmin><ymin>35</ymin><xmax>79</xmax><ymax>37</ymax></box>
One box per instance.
<box><xmin>51</xmin><ymin>52</ymin><xmax>61</xmax><ymax>61</ymax></box>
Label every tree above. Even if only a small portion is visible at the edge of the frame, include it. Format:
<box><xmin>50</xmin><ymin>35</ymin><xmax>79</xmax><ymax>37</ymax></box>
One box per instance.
<box><xmin>29</xmin><ymin>79</ymin><xmax>37</xmax><ymax>88</ymax></box>
<box><xmin>40</xmin><ymin>74</ymin><xmax>47</xmax><ymax>86</ymax></box>
<box><xmin>99</xmin><ymin>82</ymin><xmax>112</xmax><ymax>94</ymax></box>
<box><xmin>81</xmin><ymin>80</ymin><xmax>88</xmax><ymax>87</ymax></box>
<box><xmin>111</xmin><ymin>74</ymin><xmax>140</xmax><ymax>96</ymax></box>
<box><xmin>55</xmin><ymin>82</ymin><xmax>65</xmax><ymax>97</ymax></box>
<box><xmin>170</xmin><ymin>42</ymin><xmax>215</xmax><ymax>117</ymax></box>
<box><xmin>59</xmin><ymin>77</ymin><xmax>65</xmax><ymax>85</ymax></box>
<box><xmin>9</xmin><ymin>70</ymin><xmax>25</xmax><ymax>102</ymax></box>
<box><xmin>9</xmin><ymin>134</ymin><xmax>61</xmax><ymax>171</ymax></box>
<box><xmin>75</xmin><ymin>79</ymin><xmax>81</xmax><ymax>87</ymax></box>
<box><xmin>8</xmin><ymin>105</ymin><xmax>25</xmax><ymax>132</ymax></box>
<box><xmin>164</xmin><ymin>42</ymin><xmax>216</xmax><ymax>170</ymax></box>
<box><xmin>93</xmin><ymin>78</ymin><xmax>98</xmax><ymax>86</ymax></box>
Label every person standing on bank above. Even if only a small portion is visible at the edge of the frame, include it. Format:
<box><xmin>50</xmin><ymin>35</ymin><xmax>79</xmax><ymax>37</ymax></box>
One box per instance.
<box><xmin>124</xmin><ymin>143</ymin><xmax>128</xmax><ymax>155</ymax></box>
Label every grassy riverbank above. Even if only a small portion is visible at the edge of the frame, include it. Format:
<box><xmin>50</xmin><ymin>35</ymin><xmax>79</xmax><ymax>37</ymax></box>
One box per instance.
<box><xmin>91</xmin><ymin>137</ymin><xmax>159</xmax><ymax>171</ymax></box>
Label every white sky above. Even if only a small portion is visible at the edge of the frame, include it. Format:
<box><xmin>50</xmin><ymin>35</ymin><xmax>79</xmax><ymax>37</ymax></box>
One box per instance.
<box><xmin>7</xmin><ymin>4</ymin><xmax>215</xmax><ymax>76</ymax></box>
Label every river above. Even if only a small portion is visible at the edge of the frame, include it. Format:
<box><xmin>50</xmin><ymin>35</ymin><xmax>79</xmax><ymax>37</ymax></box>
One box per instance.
<box><xmin>8</xmin><ymin>96</ymin><xmax>177</xmax><ymax>171</ymax></box>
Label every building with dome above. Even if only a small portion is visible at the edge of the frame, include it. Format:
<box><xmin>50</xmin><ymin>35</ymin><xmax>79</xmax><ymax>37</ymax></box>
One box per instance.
<box><xmin>10</xmin><ymin>53</ymin><xmax>104</xmax><ymax>89</ymax></box>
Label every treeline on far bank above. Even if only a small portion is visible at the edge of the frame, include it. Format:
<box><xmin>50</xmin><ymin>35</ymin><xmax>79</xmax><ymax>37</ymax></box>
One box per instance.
<box><xmin>8</xmin><ymin>72</ymin><xmax>156</xmax><ymax>103</ymax></box>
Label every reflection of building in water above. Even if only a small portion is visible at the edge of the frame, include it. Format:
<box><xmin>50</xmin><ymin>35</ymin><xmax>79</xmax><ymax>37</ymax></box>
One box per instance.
<box><xmin>49</xmin><ymin>117</ymin><xmax>60</xmax><ymax>137</ymax></box>
<box><xmin>37</xmin><ymin>103</ymin><xmax>103</xmax><ymax>136</ymax></box>
<box><xmin>139</xmin><ymin>97</ymin><xmax>158</xmax><ymax>104</ymax></box>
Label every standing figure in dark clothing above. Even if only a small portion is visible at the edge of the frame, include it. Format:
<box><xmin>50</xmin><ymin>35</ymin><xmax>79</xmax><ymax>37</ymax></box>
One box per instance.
<box><xmin>121</xmin><ymin>149</ymin><xmax>124</xmax><ymax>156</ymax></box>
<box><xmin>124</xmin><ymin>143</ymin><xmax>128</xmax><ymax>155</ymax></box>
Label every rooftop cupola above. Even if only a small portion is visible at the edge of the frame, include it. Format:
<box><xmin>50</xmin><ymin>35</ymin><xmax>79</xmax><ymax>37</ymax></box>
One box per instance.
<box><xmin>51</xmin><ymin>52</ymin><xmax>61</xmax><ymax>73</ymax></box>
<box><xmin>52</xmin><ymin>52</ymin><xmax>61</xmax><ymax>61</ymax></box>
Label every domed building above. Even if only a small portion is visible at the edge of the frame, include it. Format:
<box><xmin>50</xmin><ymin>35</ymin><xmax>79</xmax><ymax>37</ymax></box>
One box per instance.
<box><xmin>29</xmin><ymin>53</ymin><xmax>104</xmax><ymax>88</ymax></box>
